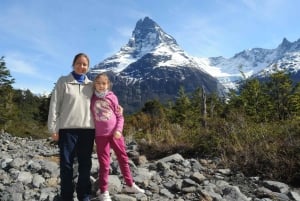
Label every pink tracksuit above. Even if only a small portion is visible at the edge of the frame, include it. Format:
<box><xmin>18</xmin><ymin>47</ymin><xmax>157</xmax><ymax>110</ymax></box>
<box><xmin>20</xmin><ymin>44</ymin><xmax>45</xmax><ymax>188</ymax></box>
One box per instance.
<box><xmin>90</xmin><ymin>91</ymin><xmax>133</xmax><ymax>193</ymax></box>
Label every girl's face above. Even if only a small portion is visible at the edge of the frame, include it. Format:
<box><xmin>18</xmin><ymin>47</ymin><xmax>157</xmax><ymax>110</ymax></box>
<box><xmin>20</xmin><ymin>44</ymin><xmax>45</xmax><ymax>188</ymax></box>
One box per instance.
<box><xmin>73</xmin><ymin>56</ymin><xmax>89</xmax><ymax>74</ymax></box>
<box><xmin>95</xmin><ymin>76</ymin><xmax>109</xmax><ymax>92</ymax></box>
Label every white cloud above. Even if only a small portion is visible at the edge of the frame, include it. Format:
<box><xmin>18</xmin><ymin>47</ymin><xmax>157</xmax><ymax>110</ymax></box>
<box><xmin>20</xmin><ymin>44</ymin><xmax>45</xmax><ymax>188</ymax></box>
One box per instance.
<box><xmin>6</xmin><ymin>54</ymin><xmax>38</xmax><ymax>76</ymax></box>
<box><xmin>5</xmin><ymin>52</ymin><xmax>53</xmax><ymax>81</ymax></box>
<box><xmin>240</xmin><ymin>0</ymin><xmax>286</xmax><ymax>19</ymax></box>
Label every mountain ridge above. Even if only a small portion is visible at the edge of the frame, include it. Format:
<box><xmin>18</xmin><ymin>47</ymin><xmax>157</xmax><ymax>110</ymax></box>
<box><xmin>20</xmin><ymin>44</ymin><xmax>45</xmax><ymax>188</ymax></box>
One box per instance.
<box><xmin>89</xmin><ymin>16</ymin><xmax>300</xmax><ymax>113</ymax></box>
<box><xmin>89</xmin><ymin>17</ymin><xmax>223</xmax><ymax>113</ymax></box>
<box><xmin>205</xmin><ymin>37</ymin><xmax>300</xmax><ymax>88</ymax></box>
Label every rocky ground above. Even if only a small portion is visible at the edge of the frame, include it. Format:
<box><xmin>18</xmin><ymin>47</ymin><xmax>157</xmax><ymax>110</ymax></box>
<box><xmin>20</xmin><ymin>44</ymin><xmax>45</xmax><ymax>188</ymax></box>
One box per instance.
<box><xmin>0</xmin><ymin>132</ymin><xmax>300</xmax><ymax>201</ymax></box>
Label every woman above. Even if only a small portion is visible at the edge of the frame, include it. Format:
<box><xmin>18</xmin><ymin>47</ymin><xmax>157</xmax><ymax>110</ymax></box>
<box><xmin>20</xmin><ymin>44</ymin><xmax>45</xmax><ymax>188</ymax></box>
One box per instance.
<box><xmin>48</xmin><ymin>53</ymin><xmax>95</xmax><ymax>201</ymax></box>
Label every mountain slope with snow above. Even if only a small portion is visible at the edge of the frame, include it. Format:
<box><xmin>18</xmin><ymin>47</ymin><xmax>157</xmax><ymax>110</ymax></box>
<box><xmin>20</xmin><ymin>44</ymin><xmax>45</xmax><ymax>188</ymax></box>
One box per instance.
<box><xmin>202</xmin><ymin>38</ymin><xmax>300</xmax><ymax>89</ymax></box>
<box><xmin>89</xmin><ymin>17</ymin><xmax>222</xmax><ymax>113</ymax></box>
<box><xmin>91</xmin><ymin>17</ymin><xmax>212</xmax><ymax>77</ymax></box>
<box><xmin>89</xmin><ymin>16</ymin><xmax>300</xmax><ymax>113</ymax></box>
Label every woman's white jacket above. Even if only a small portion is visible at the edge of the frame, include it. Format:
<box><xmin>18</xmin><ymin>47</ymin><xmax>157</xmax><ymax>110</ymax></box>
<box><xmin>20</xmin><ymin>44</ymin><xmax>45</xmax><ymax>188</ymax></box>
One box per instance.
<box><xmin>47</xmin><ymin>73</ymin><xmax>95</xmax><ymax>134</ymax></box>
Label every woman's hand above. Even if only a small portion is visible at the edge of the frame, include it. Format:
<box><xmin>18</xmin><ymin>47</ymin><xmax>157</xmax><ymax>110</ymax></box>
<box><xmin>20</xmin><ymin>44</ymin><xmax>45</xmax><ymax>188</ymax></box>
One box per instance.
<box><xmin>118</xmin><ymin>105</ymin><xmax>124</xmax><ymax>115</ymax></box>
<box><xmin>52</xmin><ymin>133</ymin><xmax>59</xmax><ymax>141</ymax></box>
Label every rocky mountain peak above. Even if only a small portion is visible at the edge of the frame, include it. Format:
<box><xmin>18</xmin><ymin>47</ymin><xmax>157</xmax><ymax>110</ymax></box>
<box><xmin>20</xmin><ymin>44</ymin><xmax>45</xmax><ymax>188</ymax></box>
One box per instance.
<box><xmin>273</xmin><ymin>37</ymin><xmax>300</xmax><ymax>57</ymax></box>
<box><xmin>130</xmin><ymin>17</ymin><xmax>177</xmax><ymax>49</ymax></box>
<box><xmin>278</xmin><ymin>37</ymin><xmax>291</xmax><ymax>48</ymax></box>
<box><xmin>122</xmin><ymin>16</ymin><xmax>179</xmax><ymax>58</ymax></box>
<box><xmin>276</xmin><ymin>38</ymin><xmax>293</xmax><ymax>54</ymax></box>
<box><xmin>89</xmin><ymin>17</ymin><xmax>222</xmax><ymax>113</ymax></box>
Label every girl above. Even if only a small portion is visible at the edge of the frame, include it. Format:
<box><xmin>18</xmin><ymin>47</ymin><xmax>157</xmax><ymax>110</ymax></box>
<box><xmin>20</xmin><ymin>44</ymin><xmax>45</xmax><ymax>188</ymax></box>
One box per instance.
<box><xmin>90</xmin><ymin>73</ymin><xmax>145</xmax><ymax>201</ymax></box>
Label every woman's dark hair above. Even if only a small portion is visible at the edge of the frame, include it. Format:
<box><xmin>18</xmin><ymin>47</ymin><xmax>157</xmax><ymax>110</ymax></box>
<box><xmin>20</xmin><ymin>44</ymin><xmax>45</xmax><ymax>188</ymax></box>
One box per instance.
<box><xmin>72</xmin><ymin>53</ymin><xmax>90</xmax><ymax>67</ymax></box>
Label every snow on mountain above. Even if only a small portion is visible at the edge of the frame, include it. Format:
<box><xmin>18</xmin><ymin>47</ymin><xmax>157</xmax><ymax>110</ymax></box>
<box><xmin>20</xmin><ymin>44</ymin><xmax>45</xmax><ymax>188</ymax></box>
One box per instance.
<box><xmin>90</xmin><ymin>16</ymin><xmax>300</xmax><ymax>113</ymax></box>
<box><xmin>91</xmin><ymin>17</ymin><xmax>209</xmax><ymax>77</ymax></box>
<box><xmin>199</xmin><ymin>38</ymin><xmax>300</xmax><ymax>89</ymax></box>
<box><xmin>90</xmin><ymin>17</ymin><xmax>221</xmax><ymax>113</ymax></box>
<box><xmin>254</xmin><ymin>47</ymin><xmax>300</xmax><ymax>78</ymax></box>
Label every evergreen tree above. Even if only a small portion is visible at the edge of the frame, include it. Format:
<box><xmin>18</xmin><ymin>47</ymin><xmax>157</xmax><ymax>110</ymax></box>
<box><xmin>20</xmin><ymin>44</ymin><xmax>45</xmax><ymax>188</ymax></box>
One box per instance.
<box><xmin>13</xmin><ymin>89</ymin><xmax>40</xmax><ymax>122</ymax></box>
<box><xmin>266</xmin><ymin>70</ymin><xmax>293</xmax><ymax>120</ymax></box>
<box><xmin>142</xmin><ymin>99</ymin><xmax>167</xmax><ymax>132</ymax></box>
<box><xmin>287</xmin><ymin>82</ymin><xmax>300</xmax><ymax>117</ymax></box>
<box><xmin>172</xmin><ymin>86</ymin><xmax>191</xmax><ymax>125</ymax></box>
<box><xmin>0</xmin><ymin>56</ymin><xmax>15</xmax><ymax>87</ymax></box>
<box><xmin>36</xmin><ymin>94</ymin><xmax>51</xmax><ymax>123</ymax></box>
<box><xmin>239</xmin><ymin>78</ymin><xmax>271</xmax><ymax>122</ymax></box>
<box><xmin>0</xmin><ymin>57</ymin><xmax>15</xmax><ymax>128</ymax></box>
<box><xmin>190</xmin><ymin>87</ymin><xmax>205</xmax><ymax>127</ymax></box>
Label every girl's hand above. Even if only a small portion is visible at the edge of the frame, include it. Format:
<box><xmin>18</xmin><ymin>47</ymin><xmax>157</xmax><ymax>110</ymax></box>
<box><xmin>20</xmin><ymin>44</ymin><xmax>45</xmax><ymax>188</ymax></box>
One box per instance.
<box><xmin>114</xmin><ymin>131</ymin><xmax>122</xmax><ymax>139</ymax></box>
<box><xmin>52</xmin><ymin>133</ymin><xmax>59</xmax><ymax>141</ymax></box>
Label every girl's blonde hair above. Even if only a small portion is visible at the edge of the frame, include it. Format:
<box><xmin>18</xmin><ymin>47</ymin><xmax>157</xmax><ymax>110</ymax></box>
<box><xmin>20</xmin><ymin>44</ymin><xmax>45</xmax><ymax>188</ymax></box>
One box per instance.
<box><xmin>93</xmin><ymin>72</ymin><xmax>112</xmax><ymax>90</ymax></box>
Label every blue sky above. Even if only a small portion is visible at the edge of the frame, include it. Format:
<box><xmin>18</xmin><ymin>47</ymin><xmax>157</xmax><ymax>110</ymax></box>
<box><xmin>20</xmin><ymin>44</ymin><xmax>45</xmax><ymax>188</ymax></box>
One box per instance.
<box><xmin>1</xmin><ymin>0</ymin><xmax>300</xmax><ymax>94</ymax></box>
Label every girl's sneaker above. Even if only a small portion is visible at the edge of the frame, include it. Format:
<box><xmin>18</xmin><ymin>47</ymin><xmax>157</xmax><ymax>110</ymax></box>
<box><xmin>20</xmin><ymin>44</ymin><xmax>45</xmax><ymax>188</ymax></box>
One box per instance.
<box><xmin>125</xmin><ymin>183</ymin><xmax>145</xmax><ymax>194</ymax></box>
<box><xmin>98</xmin><ymin>191</ymin><xmax>112</xmax><ymax>201</ymax></box>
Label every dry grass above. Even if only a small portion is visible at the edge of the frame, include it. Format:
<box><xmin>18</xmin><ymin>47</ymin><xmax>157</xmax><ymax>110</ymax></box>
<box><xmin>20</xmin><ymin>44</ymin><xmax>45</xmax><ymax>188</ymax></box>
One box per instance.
<box><xmin>132</xmin><ymin>118</ymin><xmax>300</xmax><ymax>187</ymax></box>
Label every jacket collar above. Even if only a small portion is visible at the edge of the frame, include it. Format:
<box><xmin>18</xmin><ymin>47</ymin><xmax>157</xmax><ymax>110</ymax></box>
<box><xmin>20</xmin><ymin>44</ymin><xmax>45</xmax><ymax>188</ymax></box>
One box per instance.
<box><xmin>66</xmin><ymin>72</ymin><xmax>90</xmax><ymax>84</ymax></box>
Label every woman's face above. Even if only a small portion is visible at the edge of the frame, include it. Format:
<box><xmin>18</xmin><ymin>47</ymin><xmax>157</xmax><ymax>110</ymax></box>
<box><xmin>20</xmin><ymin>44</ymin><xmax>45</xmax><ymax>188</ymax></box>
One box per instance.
<box><xmin>73</xmin><ymin>56</ymin><xmax>89</xmax><ymax>74</ymax></box>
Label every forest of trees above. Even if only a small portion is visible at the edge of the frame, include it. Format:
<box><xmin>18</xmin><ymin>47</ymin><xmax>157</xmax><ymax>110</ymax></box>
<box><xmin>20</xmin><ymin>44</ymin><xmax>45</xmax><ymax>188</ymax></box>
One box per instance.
<box><xmin>0</xmin><ymin>56</ymin><xmax>50</xmax><ymax>138</ymax></box>
<box><xmin>1</xmin><ymin>56</ymin><xmax>299</xmax><ymax>187</ymax></box>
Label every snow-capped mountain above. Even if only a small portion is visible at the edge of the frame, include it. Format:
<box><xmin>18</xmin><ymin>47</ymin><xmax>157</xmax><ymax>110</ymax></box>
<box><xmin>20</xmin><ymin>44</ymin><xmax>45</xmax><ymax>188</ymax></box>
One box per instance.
<box><xmin>253</xmin><ymin>40</ymin><xmax>300</xmax><ymax>79</ymax></box>
<box><xmin>89</xmin><ymin>16</ymin><xmax>300</xmax><ymax>113</ymax></box>
<box><xmin>89</xmin><ymin>17</ymin><xmax>222</xmax><ymax>113</ymax></box>
<box><xmin>202</xmin><ymin>38</ymin><xmax>300</xmax><ymax>88</ymax></box>
<box><xmin>90</xmin><ymin>17</ymin><xmax>218</xmax><ymax>80</ymax></box>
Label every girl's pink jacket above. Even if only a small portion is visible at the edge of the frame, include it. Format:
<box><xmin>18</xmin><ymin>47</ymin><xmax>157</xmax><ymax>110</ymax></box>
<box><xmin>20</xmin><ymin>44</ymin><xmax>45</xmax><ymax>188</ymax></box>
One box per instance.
<box><xmin>90</xmin><ymin>91</ymin><xmax>124</xmax><ymax>137</ymax></box>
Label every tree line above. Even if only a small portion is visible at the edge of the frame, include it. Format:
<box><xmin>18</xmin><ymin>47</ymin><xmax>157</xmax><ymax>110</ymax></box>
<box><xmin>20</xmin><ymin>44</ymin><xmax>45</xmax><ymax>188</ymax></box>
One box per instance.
<box><xmin>123</xmin><ymin>67</ymin><xmax>300</xmax><ymax>186</ymax></box>
<box><xmin>0</xmin><ymin>57</ymin><xmax>50</xmax><ymax>138</ymax></box>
